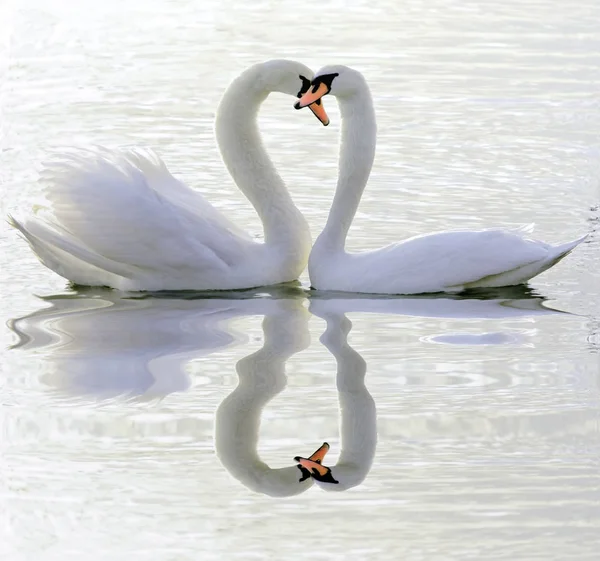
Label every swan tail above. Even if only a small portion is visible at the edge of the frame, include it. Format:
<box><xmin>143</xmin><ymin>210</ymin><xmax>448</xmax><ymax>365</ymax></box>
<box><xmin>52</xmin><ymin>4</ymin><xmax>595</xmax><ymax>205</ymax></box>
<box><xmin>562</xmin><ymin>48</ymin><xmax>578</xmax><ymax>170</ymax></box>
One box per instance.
<box><xmin>9</xmin><ymin>214</ymin><xmax>136</xmax><ymax>285</ymax></box>
<box><xmin>546</xmin><ymin>234</ymin><xmax>588</xmax><ymax>265</ymax></box>
<box><xmin>524</xmin><ymin>234</ymin><xmax>588</xmax><ymax>279</ymax></box>
<box><xmin>462</xmin><ymin>234</ymin><xmax>587</xmax><ymax>289</ymax></box>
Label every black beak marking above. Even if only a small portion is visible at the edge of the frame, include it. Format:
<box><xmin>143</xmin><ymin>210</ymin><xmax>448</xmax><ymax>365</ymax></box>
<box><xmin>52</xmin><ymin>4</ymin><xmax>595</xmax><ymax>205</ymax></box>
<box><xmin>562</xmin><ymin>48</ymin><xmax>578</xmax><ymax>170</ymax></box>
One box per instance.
<box><xmin>297</xmin><ymin>74</ymin><xmax>312</xmax><ymax>98</ymax></box>
<box><xmin>294</xmin><ymin>72</ymin><xmax>339</xmax><ymax>110</ymax></box>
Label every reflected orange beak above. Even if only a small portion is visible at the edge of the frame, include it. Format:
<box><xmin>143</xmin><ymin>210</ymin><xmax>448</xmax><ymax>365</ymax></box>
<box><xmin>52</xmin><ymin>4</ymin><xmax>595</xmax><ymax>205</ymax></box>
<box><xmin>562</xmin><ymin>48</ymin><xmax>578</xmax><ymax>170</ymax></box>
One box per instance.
<box><xmin>294</xmin><ymin>456</ymin><xmax>339</xmax><ymax>484</ymax></box>
<box><xmin>295</xmin><ymin>81</ymin><xmax>329</xmax><ymax>110</ymax></box>
<box><xmin>308</xmin><ymin>442</ymin><xmax>330</xmax><ymax>464</ymax></box>
<box><xmin>306</xmin><ymin>99</ymin><xmax>330</xmax><ymax>126</ymax></box>
<box><xmin>295</xmin><ymin>457</ymin><xmax>327</xmax><ymax>476</ymax></box>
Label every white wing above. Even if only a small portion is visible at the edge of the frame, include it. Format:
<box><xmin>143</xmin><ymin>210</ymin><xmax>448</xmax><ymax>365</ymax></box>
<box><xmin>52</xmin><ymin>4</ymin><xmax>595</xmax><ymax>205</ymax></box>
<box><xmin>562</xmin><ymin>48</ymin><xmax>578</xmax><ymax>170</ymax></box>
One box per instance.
<box><xmin>28</xmin><ymin>149</ymin><xmax>253</xmax><ymax>281</ymax></box>
<box><xmin>327</xmin><ymin>229</ymin><xmax>574</xmax><ymax>294</ymax></box>
<box><xmin>114</xmin><ymin>148</ymin><xmax>251</xmax><ymax>242</ymax></box>
<box><xmin>383</xmin><ymin>229</ymin><xmax>550</xmax><ymax>286</ymax></box>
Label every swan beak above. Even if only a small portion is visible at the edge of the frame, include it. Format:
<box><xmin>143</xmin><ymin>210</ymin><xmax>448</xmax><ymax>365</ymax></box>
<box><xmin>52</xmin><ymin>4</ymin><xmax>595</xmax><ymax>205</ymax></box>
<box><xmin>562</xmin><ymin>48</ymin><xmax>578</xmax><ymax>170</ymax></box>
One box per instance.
<box><xmin>306</xmin><ymin>99</ymin><xmax>330</xmax><ymax>127</ymax></box>
<box><xmin>294</xmin><ymin>456</ymin><xmax>339</xmax><ymax>484</ymax></box>
<box><xmin>295</xmin><ymin>82</ymin><xmax>329</xmax><ymax>109</ymax></box>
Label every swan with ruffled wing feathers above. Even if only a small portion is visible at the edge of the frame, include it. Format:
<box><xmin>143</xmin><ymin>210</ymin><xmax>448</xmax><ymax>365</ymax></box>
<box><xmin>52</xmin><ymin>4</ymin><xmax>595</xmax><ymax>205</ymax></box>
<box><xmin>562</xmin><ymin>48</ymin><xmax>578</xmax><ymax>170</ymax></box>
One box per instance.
<box><xmin>10</xmin><ymin>60</ymin><xmax>329</xmax><ymax>291</ymax></box>
<box><xmin>295</xmin><ymin>65</ymin><xmax>586</xmax><ymax>295</ymax></box>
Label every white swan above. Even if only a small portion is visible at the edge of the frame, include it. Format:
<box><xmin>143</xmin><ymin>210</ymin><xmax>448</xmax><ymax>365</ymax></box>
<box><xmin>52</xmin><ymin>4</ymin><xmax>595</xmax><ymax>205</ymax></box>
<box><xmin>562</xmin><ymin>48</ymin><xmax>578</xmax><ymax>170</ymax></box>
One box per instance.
<box><xmin>295</xmin><ymin>65</ymin><xmax>587</xmax><ymax>295</ymax></box>
<box><xmin>303</xmin><ymin>299</ymin><xmax>377</xmax><ymax>491</ymax></box>
<box><xmin>9</xmin><ymin>60</ymin><xmax>329</xmax><ymax>291</ymax></box>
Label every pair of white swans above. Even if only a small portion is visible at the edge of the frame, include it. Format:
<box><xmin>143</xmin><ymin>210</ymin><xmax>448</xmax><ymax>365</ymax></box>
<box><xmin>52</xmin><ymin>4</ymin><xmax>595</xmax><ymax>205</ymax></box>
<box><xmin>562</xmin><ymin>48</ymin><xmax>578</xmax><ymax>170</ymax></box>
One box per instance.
<box><xmin>11</xmin><ymin>60</ymin><xmax>585</xmax><ymax>294</ymax></box>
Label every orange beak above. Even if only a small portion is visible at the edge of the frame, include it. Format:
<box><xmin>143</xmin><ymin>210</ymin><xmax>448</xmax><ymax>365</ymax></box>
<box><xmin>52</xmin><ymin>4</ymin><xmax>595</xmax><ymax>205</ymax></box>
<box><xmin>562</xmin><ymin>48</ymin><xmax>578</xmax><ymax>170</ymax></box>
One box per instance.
<box><xmin>295</xmin><ymin>81</ymin><xmax>329</xmax><ymax>110</ymax></box>
<box><xmin>306</xmin><ymin>98</ymin><xmax>330</xmax><ymax>126</ymax></box>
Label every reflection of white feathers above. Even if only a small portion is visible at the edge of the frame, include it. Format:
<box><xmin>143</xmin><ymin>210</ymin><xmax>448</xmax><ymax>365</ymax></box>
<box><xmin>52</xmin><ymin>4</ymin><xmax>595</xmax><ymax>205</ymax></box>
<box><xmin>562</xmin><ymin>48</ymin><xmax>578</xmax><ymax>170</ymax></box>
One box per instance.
<box><xmin>215</xmin><ymin>297</ymin><xmax>378</xmax><ymax>495</ymax></box>
<box><xmin>215</xmin><ymin>299</ymin><xmax>313</xmax><ymax>497</ymax></box>
<box><xmin>11</xmin><ymin>292</ymin><xmax>293</xmax><ymax>398</ymax></box>
<box><xmin>307</xmin><ymin>300</ymin><xmax>377</xmax><ymax>491</ymax></box>
<box><xmin>9</xmin><ymin>288</ymin><xmax>569</xmax><ymax>494</ymax></box>
<box><xmin>10</xmin><ymin>60</ymin><xmax>314</xmax><ymax>291</ymax></box>
<box><xmin>308</xmin><ymin>290</ymin><xmax>565</xmax><ymax>319</ymax></box>
<box><xmin>9</xmin><ymin>287</ymin><xmax>566</xmax><ymax>399</ymax></box>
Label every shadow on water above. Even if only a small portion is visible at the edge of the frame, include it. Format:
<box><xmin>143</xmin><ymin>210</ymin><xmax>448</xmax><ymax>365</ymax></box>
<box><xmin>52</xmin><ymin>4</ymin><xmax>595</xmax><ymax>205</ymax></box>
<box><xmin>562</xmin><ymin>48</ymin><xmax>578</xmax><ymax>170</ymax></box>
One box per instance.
<box><xmin>68</xmin><ymin>279</ymin><xmax>561</xmax><ymax>303</ymax></box>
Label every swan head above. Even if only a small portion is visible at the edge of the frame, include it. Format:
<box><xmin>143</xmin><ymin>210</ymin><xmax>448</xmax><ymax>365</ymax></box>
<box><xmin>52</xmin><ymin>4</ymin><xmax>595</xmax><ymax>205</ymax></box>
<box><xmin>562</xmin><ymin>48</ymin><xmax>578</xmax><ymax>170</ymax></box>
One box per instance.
<box><xmin>252</xmin><ymin>59</ymin><xmax>330</xmax><ymax>126</ymax></box>
<box><xmin>293</xmin><ymin>65</ymin><xmax>366</xmax><ymax>108</ymax></box>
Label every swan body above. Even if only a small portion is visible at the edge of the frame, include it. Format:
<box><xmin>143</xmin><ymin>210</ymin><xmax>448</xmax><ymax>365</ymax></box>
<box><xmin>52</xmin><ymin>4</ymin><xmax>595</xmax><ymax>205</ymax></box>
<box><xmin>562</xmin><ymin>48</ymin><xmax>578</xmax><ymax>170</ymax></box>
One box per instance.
<box><xmin>296</xmin><ymin>65</ymin><xmax>587</xmax><ymax>295</ymax></box>
<box><xmin>10</xmin><ymin>60</ymin><xmax>317</xmax><ymax>291</ymax></box>
<box><xmin>311</xmin><ymin>227</ymin><xmax>585</xmax><ymax>294</ymax></box>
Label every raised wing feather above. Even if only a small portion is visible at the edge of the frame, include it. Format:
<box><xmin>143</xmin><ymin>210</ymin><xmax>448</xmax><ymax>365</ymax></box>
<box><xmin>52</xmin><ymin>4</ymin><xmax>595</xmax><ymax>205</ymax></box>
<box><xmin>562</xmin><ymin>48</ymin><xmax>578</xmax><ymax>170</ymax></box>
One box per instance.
<box><xmin>116</xmin><ymin>148</ymin><xmax>251</xmax><ymax>241</ymax></box>
<box><xmin>38</xmin><ymin>149</ymin><xmax>251</xmax><ymax>275</ymax></box>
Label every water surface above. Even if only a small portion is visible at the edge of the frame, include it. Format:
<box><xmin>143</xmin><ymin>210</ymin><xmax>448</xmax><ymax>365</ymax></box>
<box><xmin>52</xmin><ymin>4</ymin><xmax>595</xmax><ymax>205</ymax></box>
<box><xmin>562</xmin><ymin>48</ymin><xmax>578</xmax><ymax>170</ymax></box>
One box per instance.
<box><xmin>2</xmin><ymin>0</ymin><xmax>600</xmax><ymax>559</ymax></box>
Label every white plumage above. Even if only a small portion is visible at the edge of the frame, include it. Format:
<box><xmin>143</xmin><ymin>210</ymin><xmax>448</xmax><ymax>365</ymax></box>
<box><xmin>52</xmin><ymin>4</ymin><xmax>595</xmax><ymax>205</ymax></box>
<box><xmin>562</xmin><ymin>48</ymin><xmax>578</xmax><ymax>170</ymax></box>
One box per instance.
<box><xmin>298</xmin><ymin>65</ymin><xmax>586</xmax><ymax>294</ymax></box>
<box><xmin>10</xmin><ymin>60</ymin><xmax>315</xmax><ymax>291</ymax></box>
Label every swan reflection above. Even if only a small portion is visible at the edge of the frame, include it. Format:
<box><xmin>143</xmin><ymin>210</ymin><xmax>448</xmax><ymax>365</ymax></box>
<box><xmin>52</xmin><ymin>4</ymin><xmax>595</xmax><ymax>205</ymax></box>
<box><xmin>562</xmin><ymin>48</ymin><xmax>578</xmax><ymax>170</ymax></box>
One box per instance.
<box><xmin>214</xmin><ymin>298</ymin><xmax>313</xmax><ymax>496</ymax></box>
<box><xmin>9</xmin><ymin>286</ymin><xmax>565</xmax><ymax>399</ymax></box>
<box><xmin>215</xmin><ymin>297</ymin><xmax>377</xmax><ymax>495</ymax></box>
<box><xmin>8</xmin><ymin>286</ymin><xmax>568</xmax><ymax>495</ymax></box>
<box><xmin>215</xmin><ymin>289</ymin><xmax>564</xmax><ymax>495</ymax></box>
<box><xmin>308</xmin><ymin>299</ymin><xmax>377</xmax><ymax>491</ymax></box>
<box><xmin>9</xmin><ymin>286</ymin><xmax>307</xmax><ymax>398</ymax></box>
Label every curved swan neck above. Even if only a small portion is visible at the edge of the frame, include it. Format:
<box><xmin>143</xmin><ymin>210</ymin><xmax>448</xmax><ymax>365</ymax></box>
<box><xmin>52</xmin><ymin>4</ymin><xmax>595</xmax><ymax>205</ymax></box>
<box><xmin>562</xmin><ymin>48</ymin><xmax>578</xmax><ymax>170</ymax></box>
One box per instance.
<box><xmin>214</xmin><ymin>304</ymin><xmax>312</xmax><ymax>497</ymax></box>
<box><xmin>314</xmin><ymin>310</ymin><xmax>377</xmax><ymax>491</ymax></box>
<box><xmin>314</xmin><ymin>84</ymin><xmax>377</xmax><ymax>253</ymax></box>
<box><xmin>215</xmin><ymin>66</ymin><xmax>311</xmax><ymax>252</ymax></box>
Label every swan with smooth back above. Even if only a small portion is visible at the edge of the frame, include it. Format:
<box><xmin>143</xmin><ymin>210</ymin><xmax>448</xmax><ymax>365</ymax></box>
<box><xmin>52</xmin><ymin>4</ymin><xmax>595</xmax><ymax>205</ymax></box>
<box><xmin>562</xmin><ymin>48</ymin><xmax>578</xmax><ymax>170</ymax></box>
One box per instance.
<box><xmin>10</xmin><ymin>60</ymin><xmax>329</xmax><ymax>291</ymax></box>
<box><xmin>295</xmin><ymin>65</ymin><xmax>587</xmax><ymax>295</ymax></box>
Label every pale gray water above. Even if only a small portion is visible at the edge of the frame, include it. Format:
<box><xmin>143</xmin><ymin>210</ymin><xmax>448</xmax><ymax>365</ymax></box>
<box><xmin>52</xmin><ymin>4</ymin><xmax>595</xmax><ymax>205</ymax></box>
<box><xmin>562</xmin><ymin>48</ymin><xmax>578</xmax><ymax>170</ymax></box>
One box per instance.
<box><xmin>2</xmin><ymin>1</ymin><xmax>600</xmax><ymax>559</ymax></box>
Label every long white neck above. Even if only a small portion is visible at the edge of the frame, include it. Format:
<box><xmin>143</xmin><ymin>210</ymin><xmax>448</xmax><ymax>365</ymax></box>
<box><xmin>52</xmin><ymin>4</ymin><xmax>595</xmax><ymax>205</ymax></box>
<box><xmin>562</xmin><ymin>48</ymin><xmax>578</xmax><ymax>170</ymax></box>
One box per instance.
<box><xmin>312</xmin><ymin>83</ymin><xmax>377</xmax><ymax>256</ymax></box>
<box><xmin>215</xmin><ymin>67</ymin><xmax>311</xmax><ymax>258</ymax></box>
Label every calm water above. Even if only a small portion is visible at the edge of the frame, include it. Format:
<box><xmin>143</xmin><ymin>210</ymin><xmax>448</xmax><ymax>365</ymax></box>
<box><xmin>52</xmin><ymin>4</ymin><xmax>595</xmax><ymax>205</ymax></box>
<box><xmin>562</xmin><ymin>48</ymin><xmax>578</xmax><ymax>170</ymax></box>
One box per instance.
<box><xmin>2</xmin><ymin>1</ymin><xmax>600</xmax><ymax>559</ymax></box>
